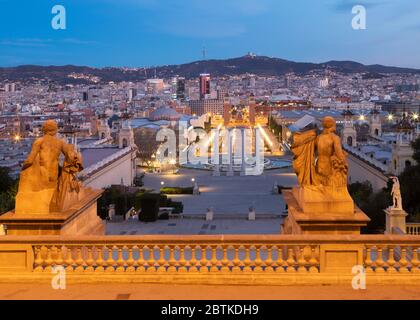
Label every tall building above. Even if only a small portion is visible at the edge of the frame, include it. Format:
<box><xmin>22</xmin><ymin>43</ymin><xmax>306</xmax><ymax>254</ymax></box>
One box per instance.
<box><xmin>199</xmin><ymin>73</ymin><xmax>211</xmax><ymax>100</ymax></box>
<box><xmin>171</xmin><ymin>77</ymin><xmax>186</xmax><ymax>101</ymax></box>
<box><xmin>4</xmin><ymin>83</ymin><xmax>16</xmax><ymax>93</ymax></box>
<box><xmin>128</xmin><ymin>88</ymin><xmax>137</xmax><ymax>102</ymax></box>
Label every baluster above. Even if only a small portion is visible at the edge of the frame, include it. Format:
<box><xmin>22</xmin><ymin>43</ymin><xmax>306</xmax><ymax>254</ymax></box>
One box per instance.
<box><xmin>375</xmin><ymin>246</ymin><xmax>385</xmax><ymax>273</ymax></box>
<box><xmin>243</xmin><ymin>245</ymin><xmax>252</xmax><ymax>273</ymax></box>
<box><xmin>297</xmin><ymin>246</ymin><xmax>308</xmax><ymax>273</ymax></box>
<box><xmin>232</xmin><ymin>246</ymin><xmax>241</xmax><ymax>273</ymax></box>
<box><xmin>190</xmin><ymin>246</ymin><xmax>198</xmax><ymax>272</ymax></box>
<box><xmin>286</xmin><ymin>247</ymin><xmax>296</xmax><ymax>273</ymax></box>
<box><xmin>136</xmin><ymin>245</ymin><xmax>146</xmax><ymax>273</ymax></box>
<box><xmin>309</xmin><ymin>246</ymin><xmax>319</xmax><ymax>273</ymax></box>
<box><xmin>95</xmin><ymin>246</ymin><xmax>105</xmax><ymax>272</ymax></box>
<box><xmin>65</xmin><ymin>246</ymin><xmax>75</xmax><ymax>272</ymax></box>
<box><xmin>220</xmin><ymin>246</ymin><xmax>229</xmax><ymax>272</ymax></box>
<box><xmin>34</xmin><ymin>246</ymin><xmax>44</xmax><ymax>272</ymax></box>
<box><xmin>126</xmin><ymin>246</ymin><xmax>135</xmax><ymax>273</ymax></box>
<box><xmin>85</xmin><ymin>246</ymin><xmax>95</xmax><ymax>272</ymax></box>
<box><xmin>146</xmin><ymin>246</ymin><xmax>156</xmax><ymax>273</ymax></box>
<box><xmin>275</xmin><ymin>246</ymin><xmax>286</xmax><ymax>273</ymax></box>
<box><xmin>399</xmin><ymin>246</ymin><xmax>409</xmax><ymax>273</ymax></box>
<box><xmin>254</xmin><ymin>246</ymin><xmax>263</xmax><ymax>272</ymax></box>
<box><xmin>199</xmin><ymin>246</ymin><xmax>208</xmax><ymax>273</ymax></box>
<box><xmin>387</xmin><ymin>246</ymin><xmax>397</xmax><ymax>273</ymax></box>
<box><xmin>156</xmin><ymin>245</ymin><xmax>166</xmax><ymax>273</ymax></box>
<box><xmin>167</xmin><ymin>245</ymin><xmax>177</xmax><ymax>273</ymax></box>
<box><xmin>365</xmin><ymin>246</ymin><xmax>373</xmax><ymax>272</ymax></box>
<box><xmin>105</xmin><ymin>245</ymin><xmax>115</xmax><ymax>272</ymax></box>
<box><xmin>75</xmin><ymin>247</ymin><xmax>85</xmax><ymax>272</ymax></box>
<box><xmin>178</xmin><ymin>246</ymin><xmax>187</xmax><ymax>273</ymax></box>
<box><xmin>411</xmin><ymin>246</ymin><xmax>420</xmax><ymax>273</ymax></box>
<box><xmin>116</xmin><ymin>246</ymin><xmax>125</xmax><ymax>272</ymax></box>
<box><xmin>209</xmin><ymin>246</ymin><xmax>219</xmax><ymax>273</ymax></box>
<box><xmin>265</xmin><ymin>246</ymin><xmax>274</xmax><ymax>273</ymax></box>
<box><xmin>44</xmin><ymin>246</ymin><xmax>53</xmax><ymax>272</ymax></box>
<box><xmin>56</xmin><ymin>246</ymin><xmax>64</xmax><ymax>268</ymax></box>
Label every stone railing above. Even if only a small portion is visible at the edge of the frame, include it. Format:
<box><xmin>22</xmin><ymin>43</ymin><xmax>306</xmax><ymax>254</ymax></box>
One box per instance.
<box><xmin>407</xmin><ymin>224</ymin><xmax>420</xmax><ymax>235</ymax></box>
<box><xmin>1</xmin><ymin>235</ymin><xmax>420</xmax><ymax>285</ymax></box>
<box><xmin>79</xmin><ymin>146</ymin><xmax>132</xmax><ymax>179</ymax></box>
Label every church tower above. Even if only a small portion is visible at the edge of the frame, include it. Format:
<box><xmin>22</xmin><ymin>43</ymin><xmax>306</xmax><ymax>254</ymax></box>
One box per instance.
<box><xmin>341</xmin><ymin>107</ymin><xmax>357</xmax><ymax>147</ymax></box>
<box><xmin>118</xmin><ymin>112</ymin><xmax>134</xmax><ymax>149</ymax></box>
<box><xmin>369</xmin><ymin>107</ymin><xmax>382</xmax><ymax>137</ymax></box>
<box><xmin>97</xmin><ymin>113</ymin><xmax>111</xmax><ymax>140</ymax></box>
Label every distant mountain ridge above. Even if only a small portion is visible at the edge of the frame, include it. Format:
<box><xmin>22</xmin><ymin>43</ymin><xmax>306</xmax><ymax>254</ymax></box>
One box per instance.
<box><xmin>0</xmin><ymin>55</ymin><xmax>419</xmax><ymax>84</ymax></box>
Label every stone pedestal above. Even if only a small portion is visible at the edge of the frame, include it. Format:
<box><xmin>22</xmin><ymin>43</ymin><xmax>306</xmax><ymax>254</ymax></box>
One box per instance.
<box><xmin>385</xmin><ymin>207</ymin><xmax>407</xmax><ymax>234</ymax></box>
<box><xmin>281</xmin><ymin>188</ymin><xmax>370</xmax><ymax>235</ymax></box>
<box><xmin>206</xmin><ymin>208</ymin><xmax>214</xmax><ymax>221</ymax></box>
<box><xmin>0</xmin><ymin>189</ymin><xmax>105</xmax><ymax>236</ymax></box>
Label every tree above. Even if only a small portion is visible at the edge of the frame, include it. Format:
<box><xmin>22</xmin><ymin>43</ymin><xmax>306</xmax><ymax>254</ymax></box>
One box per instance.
<box><xmin>411</xmin><ymin>137</ymin><xmax>420</xmax><ymax>165</ymax></box>
<box><xmin>349</xmin><ymin>180</ymin><xmax>391</xmax><ymax>234</ymax></box>
<box><xmin>0</xmin><ymin>168</ymin><xmax>18</xmax><ymax>215</ymax></box>
<box><xmin>0</xmin><ymin>167</ymin><xmax>14</xmax><ymax>194</ymax></box>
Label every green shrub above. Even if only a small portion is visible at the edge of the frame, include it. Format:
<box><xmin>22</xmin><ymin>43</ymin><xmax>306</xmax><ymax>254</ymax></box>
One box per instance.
<box><xmin>160</xmin><ymin>187</ymin><xmax>193</xmax><ymax>195</ymax></box>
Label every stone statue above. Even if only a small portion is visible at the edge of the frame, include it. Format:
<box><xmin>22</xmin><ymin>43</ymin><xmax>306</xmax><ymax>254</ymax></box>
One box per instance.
<box><xmin>51</xmin><ymin>143</ymin><xmax>84</xmax><ymax>212</ymax></box>
<box><xmin>15</xmin><ymin>120</ymin><xmax>84</xmax><ymax>214</ymax></box>
<box><xmin>390</xmin><ymin>177</ymin><xmax>402</xmax><ymax>210</ymax></box>
<box><xmin>291</xmin><ymin>116</ymin><xmax>349</xmax><ymax>189</ymax></box>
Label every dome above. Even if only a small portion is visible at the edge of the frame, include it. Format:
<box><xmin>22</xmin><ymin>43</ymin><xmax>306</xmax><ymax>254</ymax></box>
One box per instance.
<box><xmin>149</xmin><ymin>107</ymin><xmax>181</xmax><ymax>121</ymax></box>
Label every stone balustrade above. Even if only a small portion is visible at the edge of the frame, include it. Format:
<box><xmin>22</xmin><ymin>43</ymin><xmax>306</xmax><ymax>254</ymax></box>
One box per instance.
<box><xmin>1</xmin><ymin>235</ymin><xmax>420</xmax><ymax>285</ymax></box>
<box><xmin>407</xmin><ymin>224</ymin><xmax>420</xmax><ymax>235</ymax></box>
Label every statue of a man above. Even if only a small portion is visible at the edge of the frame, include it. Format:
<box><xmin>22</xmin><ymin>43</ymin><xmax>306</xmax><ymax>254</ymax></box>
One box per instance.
<box><xmin>391</xmin><ymin>177</ymin><xmax>402</xmax><ymax>210</ymax></box>
<box><xmin>15</xmin><ymin>120</ymin><xmax>78</xmax><ymax>214</ymax></box>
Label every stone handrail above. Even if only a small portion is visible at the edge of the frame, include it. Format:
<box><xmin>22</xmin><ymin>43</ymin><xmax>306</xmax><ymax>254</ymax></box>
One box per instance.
<box><xmin>407</xmin><ymin>224</ymin><xmax>420</xmax><ymax>235</ymax></box>
<box><xmin>0</xmin><ymin>235</ymin><xmax>420</xmax><ymax>285</ymax></box>
<box><xmin>79</xmin><ymin>146</ymin><xmax>132</xmax><ymax>179</ymax></box>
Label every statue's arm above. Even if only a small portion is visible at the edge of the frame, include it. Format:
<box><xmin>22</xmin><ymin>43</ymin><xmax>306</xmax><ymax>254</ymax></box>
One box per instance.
<box><xmin>22</xmin><ymin>139</ymin><xmax>41</xmax><ymax>169</ymax></box>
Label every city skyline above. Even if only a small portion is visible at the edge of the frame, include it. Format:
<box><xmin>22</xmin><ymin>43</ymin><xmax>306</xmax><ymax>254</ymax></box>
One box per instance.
<box><xmin>1</xmin><ymin>0</ymin><xmax>420</xmax><ymax>68</ymax></box>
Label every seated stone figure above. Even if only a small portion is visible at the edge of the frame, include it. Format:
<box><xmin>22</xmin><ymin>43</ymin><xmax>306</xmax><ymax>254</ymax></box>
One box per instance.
<box><xmin>51</xmin><ymin>143</ymin><xmax>84</xmax><ymax>212</ymax></box>
<box><xmin>15</xmin><ymin>120</ymin><xmax>83</xmax><ymax>214</ymax></box>
<box><xmin>290</xmin><ymin>116</ymin><xmax>353</xmax><ymax>215</ymax></box>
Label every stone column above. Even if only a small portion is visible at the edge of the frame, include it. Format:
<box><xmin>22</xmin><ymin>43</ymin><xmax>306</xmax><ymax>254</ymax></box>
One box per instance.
<box><xmin>212</xmin><ymin>129</ymin><xmax>220</xmax><ymax>176</ymax></box>
<box><xmin>227</xmin><ymin>129</ymin><xmax>234</xmax><ymax>176</ymax></box>
<box><xmin>240</xmin><ymin>128</ymin><xmax>246</xmax><ymax>176</ymax></box>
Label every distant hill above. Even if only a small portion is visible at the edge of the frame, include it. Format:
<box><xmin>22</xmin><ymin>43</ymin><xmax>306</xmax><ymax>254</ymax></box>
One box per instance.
<box><xmin>0</xmin><ymin>55</ymin><xmax>419</xmax><ymax>84</ymax></box>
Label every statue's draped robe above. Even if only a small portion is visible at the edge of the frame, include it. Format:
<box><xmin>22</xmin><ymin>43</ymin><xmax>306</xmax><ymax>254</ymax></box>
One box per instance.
<box><xmin>291</xmin><ymin>129</ymin><xmax>319</xmax><ymax>187</ymax></box>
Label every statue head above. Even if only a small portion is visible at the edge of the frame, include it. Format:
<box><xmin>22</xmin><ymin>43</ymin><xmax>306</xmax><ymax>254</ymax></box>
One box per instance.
<box><xmin>322</xmin><ymin>117</ymin><xmax>336</xmax><ymax>133</ymax></box>
<box><xmin>42</xmin><ymin>120</ymin><xmax>58</xmax><ymax>136</ymax></box>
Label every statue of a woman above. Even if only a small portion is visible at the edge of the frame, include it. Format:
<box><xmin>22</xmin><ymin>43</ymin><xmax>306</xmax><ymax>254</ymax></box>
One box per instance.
<box><xmin>291</xmin><ymin>116</ymin><xmax>349</xmax><ymax>189</ymax></box>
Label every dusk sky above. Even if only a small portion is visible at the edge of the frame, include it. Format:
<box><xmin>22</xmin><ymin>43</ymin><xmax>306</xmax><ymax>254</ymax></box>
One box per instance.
<box><xmin>0</xmin><ymin>0</ymin><xmax>419</xmax><ymax>68</ymax></box>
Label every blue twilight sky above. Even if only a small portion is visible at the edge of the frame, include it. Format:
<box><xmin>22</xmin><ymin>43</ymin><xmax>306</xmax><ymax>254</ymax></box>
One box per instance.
<box><xmin>0</xmin><ymin>0</ymin><xmax>419</xmax><ymax>68</ymax></box>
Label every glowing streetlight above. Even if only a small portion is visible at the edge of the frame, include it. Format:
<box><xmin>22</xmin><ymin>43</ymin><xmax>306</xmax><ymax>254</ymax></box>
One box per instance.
<box><xmin>191</xmin><ymin>178</ymin><xmax>195</xmax><ymax>183</ymax></box>
<box><xmin>413</xmin><ymin>113</ymin><xmax>419</xmax><ymax>120</ymax></box>
<box><xmin>14</xmin><ymin>135</ymin><xmax>20</xmax><ymax>142</ymax></box>
<box><xmin>359</xmin><ymin>115</ymin><xmax>365</xmax><ymax>121</ymax></box>
<box><xmin>160</xmin><ymin>181</ymin><xmax>165</xmax><ymax>186</ymax></box>
<box><xmin>387</xmin><ymin>114</ymin><xmax>394</xmax><ymax>121</ymax></box>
